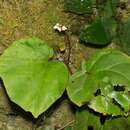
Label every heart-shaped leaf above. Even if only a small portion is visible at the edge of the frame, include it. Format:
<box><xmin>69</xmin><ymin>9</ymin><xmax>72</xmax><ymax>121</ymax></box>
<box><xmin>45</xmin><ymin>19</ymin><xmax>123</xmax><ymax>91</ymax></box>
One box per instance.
<box><xmin>67</xmin><ymin>49</ymin><xmax>130</xmax><ymax>115</ymax></box>
<box><xmin>0</xmin><ymin>38</ymin><xmax>68</xmax><ymax>118</ymax></box>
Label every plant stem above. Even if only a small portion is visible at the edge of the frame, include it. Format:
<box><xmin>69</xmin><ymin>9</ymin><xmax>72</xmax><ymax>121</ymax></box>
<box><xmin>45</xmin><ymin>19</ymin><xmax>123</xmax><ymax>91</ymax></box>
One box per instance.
<box><xmin>64</xmin><ymin>31</ymin><xmax>73</xmax><ymax>74</ymax></box>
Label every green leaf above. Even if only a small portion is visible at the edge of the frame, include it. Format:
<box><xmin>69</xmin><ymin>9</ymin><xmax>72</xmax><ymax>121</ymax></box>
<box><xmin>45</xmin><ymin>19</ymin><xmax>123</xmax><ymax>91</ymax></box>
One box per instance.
<box><xmin>108</xmin><ymin>91</ymin><xmax>130</xmax><ymax>111</ymax></box>
<box><xmin>117</xmin><ymin>20</ymin><xmax>130</xmax><ymax>55</ymax></box>
<box><xmin>67</xmin><ymin>109</ymin><xmax>130</xmax><ymax>130</ymax></box>
<box><xmin>67</xmin><ymin>49</ymin><xmax>130</xmax><ymax>115</ymax></box>
<box><xmin>67</xmin><ymin>71</ymin><xmax>97</xmax><ymax>106</ymax></box>
<box><xmin>65</xmin><ymin>0</ymin><xmax>96</xmax><ymax>14</ymax></box>
<box><xmin>80</xmin><ymin>18</ymin><xmax>116</xmax><ymax>45</ymax></box>
<box><xmin>85</xmin><ymin>49</ymin><xmax>130</xmax><ymax>88</ymax></box>
<box><xmin>73</xmin><ymin>109</ymin><xmax>101</xmax><ymax>130</ymax></box>
<box><xmin>79</xmin><ymin>0</ymin><xmax>118</xmax><ymax>46</ymax></box>
<box><xmin>99</xmin><ymin>0</ymin><xmax>119</xmax><ymax>18</ymax></box>
<box><xmin>0</xmin><ymin>38</ymin><xmax>68</xmax><ymax>118</ymax></box>
<box><xmin>89</xmin><ymin>96</ymin><xmax>122</xmax><ymax>116</ymax></box>
<box><xmin>103</xmin><ymin>116</ymin><xmax>130</xmax><ymax>130</ymax></box>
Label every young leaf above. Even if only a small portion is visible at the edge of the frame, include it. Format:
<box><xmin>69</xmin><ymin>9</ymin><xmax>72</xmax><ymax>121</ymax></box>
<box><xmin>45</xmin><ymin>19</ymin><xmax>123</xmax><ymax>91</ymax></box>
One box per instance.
<box><xmin>0</xmin><ymin>38</ymin><xmax>68</xmax><ymax>118</ymax></box>
<box><xmin>67</xmin><ymin>49</ymin><xmax>130</xmax><ymax>115</ymax></box>
<box><xmin>89</xmin><ymin>96</ymin><xmax>122</xmax><ymax>116</ymax></box>
<box><xmin>108</xmin><ymin>91</ymin><xmax>130</xmax><ymax>112</ymax></box>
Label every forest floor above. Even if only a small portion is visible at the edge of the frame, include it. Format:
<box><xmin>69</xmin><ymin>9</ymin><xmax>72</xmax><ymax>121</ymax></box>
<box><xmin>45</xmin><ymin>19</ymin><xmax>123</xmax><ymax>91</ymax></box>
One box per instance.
<box><xmin>0</xmin><ymin>0</ymin><xmax>130</xmax><ymax>130</ymax></box>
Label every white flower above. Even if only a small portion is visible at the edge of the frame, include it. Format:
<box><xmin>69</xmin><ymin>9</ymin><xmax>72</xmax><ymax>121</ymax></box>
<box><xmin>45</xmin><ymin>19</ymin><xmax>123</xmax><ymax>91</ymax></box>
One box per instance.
<box><xmin>53</xmin><ymin>23</ymin><xmax>67</xmax><ymax>32</ymax></box>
